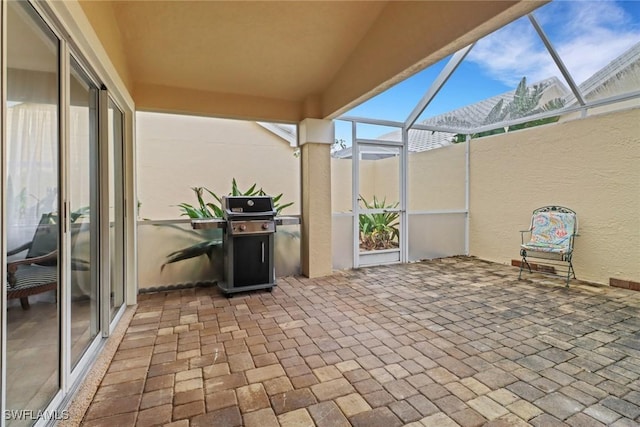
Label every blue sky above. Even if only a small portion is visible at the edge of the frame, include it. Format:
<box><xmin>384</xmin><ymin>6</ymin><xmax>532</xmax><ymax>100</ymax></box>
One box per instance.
<box><xmin>337</xmin><ymin>0</ymin><xmax>640</xmax><ymax>142</ymax></box>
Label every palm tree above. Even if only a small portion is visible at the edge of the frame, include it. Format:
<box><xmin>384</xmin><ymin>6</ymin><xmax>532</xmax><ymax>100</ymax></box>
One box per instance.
<box><xmin>449</xmin><ymin>77</ymin><xmax>566</xmax><ymax>142</ymax></box>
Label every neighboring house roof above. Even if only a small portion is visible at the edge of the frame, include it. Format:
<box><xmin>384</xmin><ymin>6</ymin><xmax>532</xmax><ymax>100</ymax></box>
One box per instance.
<box><xmin>423</xmin><ymin>77</ymin><xmax>567</xmax><ymax>130</ymax></box>
<box><xmin>566</xmin><ymin>41</ymin><xmax>640</xmax><ymax>105</ymax></box>
<box><xmin>398</xmin><ymin>76</ymin><xmax>568</xmax><ymax>153</ymax></box>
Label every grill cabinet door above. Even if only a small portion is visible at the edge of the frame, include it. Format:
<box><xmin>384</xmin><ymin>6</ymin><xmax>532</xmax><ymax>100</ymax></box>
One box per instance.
<box><xmin>233</xmin><ymin>235</ymin><xmax>270</xmax><ymax>286</ymax></box>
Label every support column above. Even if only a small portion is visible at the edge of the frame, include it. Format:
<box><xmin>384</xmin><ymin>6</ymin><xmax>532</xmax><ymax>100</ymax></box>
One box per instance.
<box><xmin>299</xmin><ymin>118</ymin><xmax>333</xmax><ymax>278</ymax></box>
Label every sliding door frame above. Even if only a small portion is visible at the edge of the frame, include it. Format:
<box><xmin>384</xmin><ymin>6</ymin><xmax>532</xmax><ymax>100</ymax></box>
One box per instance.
<box><xmin>1</xmin><ymin>1</ymin><xmax>135</xmax><ymax>424</ymax></box>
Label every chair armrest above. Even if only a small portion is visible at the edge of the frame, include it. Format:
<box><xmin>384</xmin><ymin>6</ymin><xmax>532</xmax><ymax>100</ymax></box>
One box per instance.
<box><xmin>7</xmin><ymin>241</ymin><xmax>33</xmax><ymax>257</ymax></box>
<box><xmin>519</xmin><ymin>229</ymin><xmax>532</xmax><ymax>245</ymax></box>
<box><xmin>7</xmin><ymin>251</ymin><xmax>58</xmax><ymax>273</ymax></box>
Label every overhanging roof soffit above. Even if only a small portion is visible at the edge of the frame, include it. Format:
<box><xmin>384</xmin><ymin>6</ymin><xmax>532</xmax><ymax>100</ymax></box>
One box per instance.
<box><xmin>79</xmin><ymin>0</ymin><xmax>542</xmax><ymax>122</ymax></box>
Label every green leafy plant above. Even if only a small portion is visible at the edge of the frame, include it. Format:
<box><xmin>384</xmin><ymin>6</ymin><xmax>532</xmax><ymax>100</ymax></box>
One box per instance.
<box><xmin>162</xmin><ymin>179</ymin><xmax>294</xmax><ymax>270</ymax></box>
<box><xmin>177</xmin><ymin>178</ymin><xmax>293</xmax><ymax>219</ymax></box>
<box><xmin>359</xmin><ymin>195</ymin><xmax>399</xmax><ymax>251</ymax></box>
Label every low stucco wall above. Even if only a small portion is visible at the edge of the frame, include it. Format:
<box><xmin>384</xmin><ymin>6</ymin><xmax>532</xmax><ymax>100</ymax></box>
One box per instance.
<box><xmin>137</xmin><ymin>220</ymin><xmax>301</xmax><ymax>289</ymax></box>
<box><xmin>469</xmin><ymin>108</ymin><xmax>640</xmax><ymax>285</ymax></box>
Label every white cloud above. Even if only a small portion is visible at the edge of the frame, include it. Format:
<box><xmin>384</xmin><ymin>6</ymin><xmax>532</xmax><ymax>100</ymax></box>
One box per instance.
<box><xmin>467</xmin><ymin>1</ymin><xmax>640</xmax><ymax>86</ymax></box>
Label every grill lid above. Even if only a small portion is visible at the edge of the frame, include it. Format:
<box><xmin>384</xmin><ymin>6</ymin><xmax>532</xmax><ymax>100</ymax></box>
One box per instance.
<box><xmin>223</xmin><ymin>196</ymin><xmax>276</xmax><ymax>218</ymax></box>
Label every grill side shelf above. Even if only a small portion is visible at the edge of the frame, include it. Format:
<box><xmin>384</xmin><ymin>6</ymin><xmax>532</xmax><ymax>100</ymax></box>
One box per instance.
<box><xmin>191</xmin><ymin>219</ymin><xmax>226</xmax><ymax>230</ymax></box>
<box><xmin>275</xmin><ymin>216</ymin><xmax>300</xmax><ymax>226</ymax></box>
<box><xmin>191</xmin><ymin>216</ymin><xmax>300</xmax><ymax>230</ymax></box>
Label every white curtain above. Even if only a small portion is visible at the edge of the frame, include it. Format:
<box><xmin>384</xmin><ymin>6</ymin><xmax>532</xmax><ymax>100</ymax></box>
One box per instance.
<box><xmin>6</xmin><ymin>102</ymin><xmax>58</xmax><ymax>252</ymax></box>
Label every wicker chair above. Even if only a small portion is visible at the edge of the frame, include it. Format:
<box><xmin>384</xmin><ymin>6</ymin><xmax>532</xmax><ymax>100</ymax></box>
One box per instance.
<box><xmin>6</xmin><ymin>214</ymin><xmax>59</xmax><ymax>310</ymax></box>
<box><xmin>518</xmin><ymin>206</ymin><xmax>578</xmax><ymax>287</ymax></box>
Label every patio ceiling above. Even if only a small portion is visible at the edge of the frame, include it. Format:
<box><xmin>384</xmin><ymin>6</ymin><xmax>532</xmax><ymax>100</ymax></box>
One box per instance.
<box><xmin>78</xmin><ymin>0</ymin><xmax>544</xmax><ymax>123</ymax></box>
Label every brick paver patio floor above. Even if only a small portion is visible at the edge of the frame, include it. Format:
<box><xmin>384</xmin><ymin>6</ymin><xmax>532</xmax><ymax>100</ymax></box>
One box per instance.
<box><xmin>81</xmin><ymin>257</ymin><xmax>640</xmax><ymax>426</ymax></box>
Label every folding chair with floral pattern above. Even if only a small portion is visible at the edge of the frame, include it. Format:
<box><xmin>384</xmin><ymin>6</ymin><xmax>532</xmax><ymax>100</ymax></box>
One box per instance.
<box><xmin>518</xmin><ymin>206</ymin><xmax>578</xmax><ymax>287</ymax></box>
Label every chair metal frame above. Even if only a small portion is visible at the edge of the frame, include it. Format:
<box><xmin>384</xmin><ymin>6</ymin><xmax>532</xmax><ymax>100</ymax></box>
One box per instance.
<box><xmin>518</xmin><ymin>205</ymin><xmax>578</xmax><ymax>287</ymax></box>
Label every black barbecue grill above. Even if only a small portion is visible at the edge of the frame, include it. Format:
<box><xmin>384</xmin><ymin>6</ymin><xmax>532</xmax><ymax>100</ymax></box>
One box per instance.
<box><xmin>220</xmin><ymin>196</ymin><xmax>277</xmax><ymax>295</ymax></box>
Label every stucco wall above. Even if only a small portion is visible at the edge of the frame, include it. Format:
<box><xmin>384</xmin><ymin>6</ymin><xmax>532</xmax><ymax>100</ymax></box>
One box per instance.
<box><xmin>409</xmin><ymin>143</ymin><xmax>466</xmax><ymax>211</ymax></box>
<box><xmin>331</xmin><ymin>144</ymin><xmax>467</xmax><ymax>213</ymax></box>
<box><xmin>469</xmin><ymin>108</ymin><xmax>640</xmax><ymax>285</ymax></box>
<box><xmin>331</xmin><ymin>158</ymin><xmax>352</xmax><ymax>213</ymax></box>
<box><xmin>331</xmin><ymin>155</ymin><xmax>401</xmax><ymax>212</ymax></box>
<box><xmin>368</xmin><ymin>157</ymin><xmax>400</xmax><ymax>207</ymax></box>
<box><xmin>137</xmin><ymin>112</ymin><xmax>300</xmax><ymax>219</ymax></box>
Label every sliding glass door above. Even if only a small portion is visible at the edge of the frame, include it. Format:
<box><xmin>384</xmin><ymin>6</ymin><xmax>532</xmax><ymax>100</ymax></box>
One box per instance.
<box><xmin>5</xmin><ymin>1</ymin><xmax>61</xmax><ymax>420</ymax></box>
<box><xmin>108</xmin><ymin>100</ymin><xmax>125</xmax><ymax>321</ymax></box>
<box><xmin>69</xmin><ymin>59</ymin><xmax>100</xmax><ymax>369</ymax></box>
<box><xmin>3</xmin><ymin>1</ymin><xmax>129</xmax><ymax>423</ymax></box>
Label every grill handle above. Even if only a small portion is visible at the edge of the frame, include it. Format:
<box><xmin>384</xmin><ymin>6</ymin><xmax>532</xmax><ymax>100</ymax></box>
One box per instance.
<box><xmin>261</xmin><ymin>242</ymin><xmax>265</xmax><ymax>263</ymax></box>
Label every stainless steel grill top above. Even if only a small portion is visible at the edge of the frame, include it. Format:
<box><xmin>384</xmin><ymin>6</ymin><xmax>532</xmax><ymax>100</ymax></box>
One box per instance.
<box><xmin>223</xmin><ymin>196</ymin><xmax>277</xmax><ymax>236</ymax></box>
<box><xmin>223</xmin><ymin>196</ymin><xmax>276</xmax><ymax>219</ymax></box>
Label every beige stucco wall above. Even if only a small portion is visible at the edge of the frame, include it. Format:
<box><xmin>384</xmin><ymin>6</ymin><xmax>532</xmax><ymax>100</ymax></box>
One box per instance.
<box><xmin>330</xmin><ymin>157</ymin><xmax>397</xmax><ymax>212</ymax></box>
<box><xmin>136</xmin><ymin>112</ymin><xmax>300</xmax><ymax>220</ymax></box>
<box><xmin>330</xmin><ymin>143</ymin><xmax>467</xmax><ymax>213</ymax></box>
<box><xmin>331</xmin><ymin>158</ymin><xmax>353</xmax><ymax>213</ymax></box>
<box><xmin>470</xmin><ymin>108</ymin><xmax>640</xmax><ymax>285</ymax></box>
<box><xmin>368</xmin><ymin>157</ymin><xmax>400</xmax><ymax>207</ymax></box>
<box><xmin>409</xmin><ymin>143</ymin><xmax>466</xmax><ymax>211</ymax></box>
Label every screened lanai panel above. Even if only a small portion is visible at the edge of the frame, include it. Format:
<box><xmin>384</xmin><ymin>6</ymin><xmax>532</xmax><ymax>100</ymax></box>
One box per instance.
<box><xmin>407</xmin><ymin>142</ymin><xmax>465</xmax><ymax>212</ymax></box>
<box><xmin>331</xmin><ymin>152</ymin><xmax>353</xmax><ymax>269</ymax></box>
<box><xmin>332</xmin><ymin>215</ymin><xmax>354</xmax><ymax>270</ymax></box>
<box><xmin>407</xmin><ymin>142</ymin><xmax>467</xmax><ymax>261</ymax></box>
<box><xmin>409</xmin><ymin>214</ymin><xmax>466</xmax><ymax>261</ymax></box>
<box><xmin>345</xmin><ymin>57</ymin><xmax>449</xmax><ymax>122</ymax></box>
<box><xmin>532</xmin><ymin>1</ymin><xmax>640</xmax><ymax>105</ymax></box>
<box><xmin>331</xmin><ymin>120</ymin><xmax>353</xmax><ymax>270</ymax></box>
<box><xmin>415</xmin><ymin>12</ymin><xmax>574</xmax><ymax>134</ymax></box>
<box><xmin>356</xmin><ymin>123</ymin><xmax>402</xmax><ymax>142</ymax></box>
<box><xmin>331</xmin><ymin>120</ymin><xmax>353</xmax><ymax>213</ymax></box>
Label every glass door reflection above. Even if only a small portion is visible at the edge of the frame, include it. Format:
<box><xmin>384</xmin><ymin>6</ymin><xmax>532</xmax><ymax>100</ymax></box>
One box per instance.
<box><xmin>5</xmin><ymin>1</ymin><xmax>61</xmax><ymax>422</ymax></box>
<box><xmin>69</xmin><ymin>59</ymin><xmax>100</xmax><ymax>368</ymax></box>
<box><xmin>108</xmin><ymin>100</ymin><xmax>125</xmax><ymax>320</ymax></box>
